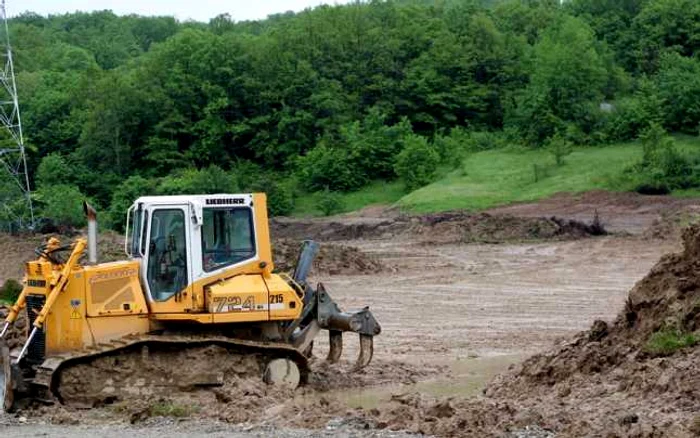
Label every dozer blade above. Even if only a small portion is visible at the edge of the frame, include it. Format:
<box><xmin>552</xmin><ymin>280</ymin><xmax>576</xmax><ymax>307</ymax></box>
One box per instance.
<box><xmin>1</xmin><ymin>340</ymin><xmax>14</xmax><ymax>413</ymax></box>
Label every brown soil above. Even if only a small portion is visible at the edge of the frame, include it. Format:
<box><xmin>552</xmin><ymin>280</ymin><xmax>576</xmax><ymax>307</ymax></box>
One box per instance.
<box><xmin>272</xmin><ymin>239</ymin><xmax>385</xmax><ymax>276</ymax></box>
<box><xmin>487</xmin><ymin>190</ymin><xmax>700</xmax><ymax>235</ymax></box>
<box><xmin>341</xmin><ymin>225</ymin><xmax>700</xmax><ymax>437</ymax></box>
<box><xmin>643</xmin><ymin>205</ymin><xmax>700</xmax><ymax>242</ymax></box>
<box><xmin>272</xmin><ymin>211</ymin><xmax>605</xmax><ymax>245</ymax></box>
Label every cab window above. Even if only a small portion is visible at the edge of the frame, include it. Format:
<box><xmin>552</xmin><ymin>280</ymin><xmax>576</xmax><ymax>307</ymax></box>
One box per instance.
<box><xmin>147</xmin><ymin>209</ymin><xmax>188</xmax><ymax>301</ymax></box>
<box><xmin>201</xmin><ymin>208</ymin><xmax>256</xmax><ymax>272</ymax></box>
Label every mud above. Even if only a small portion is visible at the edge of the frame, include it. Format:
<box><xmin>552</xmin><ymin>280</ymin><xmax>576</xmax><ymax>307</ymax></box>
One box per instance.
<box><xmin>477</xmin><ymin>225</ymin><xmax>700</xmax><ymax>436</ymax></box>
<box><xmin>272</xmin><ymin>211</ymin><xmax>605</xmax><ymax>245</ymax></box>
<box><xmin>487</xmin><ymin>190</ymin><xmax>700</xmax><ymax>235</ymax></box>
<box><xmin>643</xmin><ymin>205</ymin><xmax>700</xmax><ymax>242</ymax></box>
<box><xmin>2</xmin><ymin>191</ymin><xmax>699</xmax><ymax>437</ymax></box>
<box><xmin>344</xmin><ymin>225</ymin><xmax>700</xmax><ymax>437</ymax></box>
<box><xmin>31</xmin><ymin>342</ymin><xmax>439</xmax><ymax>431</ymax></box>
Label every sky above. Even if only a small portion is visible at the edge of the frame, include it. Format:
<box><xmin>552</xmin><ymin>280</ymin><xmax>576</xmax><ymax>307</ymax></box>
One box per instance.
<box><xmin>10</xmin><ymin>1</ymin><xmax>348</xmax><ymax>23</ymax></box>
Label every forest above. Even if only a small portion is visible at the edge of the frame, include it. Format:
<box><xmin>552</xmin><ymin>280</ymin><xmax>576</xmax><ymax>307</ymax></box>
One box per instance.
<box><xmin>3</xmin><ymin>0</ymin><xmax>700</xmax><ymax>229</ymax></box>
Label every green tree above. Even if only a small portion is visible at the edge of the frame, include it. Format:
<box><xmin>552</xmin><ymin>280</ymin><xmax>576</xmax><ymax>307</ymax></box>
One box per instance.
<box><xmin>507</xmin><ymin>16</ymin><xmax>609</xmax><ymax>145</ymax></box>
<box><xmin>547</xmin><ymin>133</ymin><xmax>573</xmax><ymax>166</ymax></box>
<box><xmin>36</xmin><ymin>153</ymin><xmax>73</xmax><ymax>188</ymax></box>
<box><xmin>655</xmin><ymin>53</ymin><xmax>700</xmax><ymax>133</ymax></box>
<box><xmin>316</xmin><ymin>188</ymin><xmax>344</xmax><ymax>216</ymax></box>
<box><xmin>35</xmin><ymin>184</ymin><xmax>88</xmax><ymax>228</ymax></box>
<box><xmin>157</xmin><ymin>165</ymin><xmax>238</xmax><ymax>195</ymax></box>
<box><xmin>394</xmin><ymin>134</ymin><xmax>440</xmax><ymax>191</ymax></box>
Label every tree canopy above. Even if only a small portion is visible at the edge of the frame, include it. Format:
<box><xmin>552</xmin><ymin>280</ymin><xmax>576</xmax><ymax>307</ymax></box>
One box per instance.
<box><xmin>6</xmin><ymin>0</ymin><xmax>700</xmax><ymax>225</ymax></box>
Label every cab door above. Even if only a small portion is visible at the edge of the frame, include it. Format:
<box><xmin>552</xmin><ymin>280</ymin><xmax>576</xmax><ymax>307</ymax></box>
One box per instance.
<box><xmin>141</xmin><ymin>205</ymin><xmax>195</xmax><ymax>313</ymax></box>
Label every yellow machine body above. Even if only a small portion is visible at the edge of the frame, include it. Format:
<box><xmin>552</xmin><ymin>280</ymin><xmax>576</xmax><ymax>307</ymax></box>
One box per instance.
<box><xmin>18</xmin><ymin>193</ymin><xmax>303</xmax><ymax>356</ymax></box>
<box><xmin>1</xmin><ymin>193</ymin><xmax>381</xmax><ymax>413</ymax></box>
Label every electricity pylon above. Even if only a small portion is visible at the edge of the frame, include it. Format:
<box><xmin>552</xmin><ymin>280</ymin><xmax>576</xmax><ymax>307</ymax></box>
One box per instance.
<box><xmin>0</xmin><ymin>0</ymin><xmax>34</xmax><ymax>231</ymax></box>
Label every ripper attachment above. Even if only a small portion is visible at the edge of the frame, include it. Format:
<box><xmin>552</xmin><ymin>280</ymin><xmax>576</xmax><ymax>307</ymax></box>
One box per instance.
<box><xmin>287</xmin><ymin>240</ymin><xmax>381</xmax><ymax>370</ymax></box>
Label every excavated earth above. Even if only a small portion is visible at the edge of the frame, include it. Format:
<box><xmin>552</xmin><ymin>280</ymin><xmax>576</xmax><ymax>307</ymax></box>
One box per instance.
<box><xmin>271</xmin><ymin>210</ymin><xmax>606</xmax><ymax>245</ymax></box>
<box><xmin>271</xmin><ymin>239</ymin><xmax>385</xmax><ymax>275</ymax></box>
<box><xmin>1</xmin><ymin>191</ymin><xmax>699</xmax><ymax>437</ymax></box>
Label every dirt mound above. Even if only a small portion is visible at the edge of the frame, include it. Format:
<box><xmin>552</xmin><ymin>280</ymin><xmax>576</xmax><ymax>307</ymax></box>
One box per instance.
<box><xmin>273</xmin><ymin>239</ymin><xmax>384</xmax><ymax>276</ymax></box>
<box><xmin>487</xmin><ymin>190</ymin><xmax>700</xmax><ymax>235</ymax></box>
<box><xmin>272</xmin><ymin>212</ymin><xmax>605</xmax><ymax>245</ymax></box>
<box><xmin>303</xmin><ymin>225</ymin><xmax>700</xmax><ymax>437</ymax></box>
<box><xmin>475</xmin><ymin>225</ymin><xmax>700</xmax><ymax>435</ymax></box>
<box><xmin>0</xmin><ymin>305</ymin><xmax>28</xmax><ymax>351</ymax></box>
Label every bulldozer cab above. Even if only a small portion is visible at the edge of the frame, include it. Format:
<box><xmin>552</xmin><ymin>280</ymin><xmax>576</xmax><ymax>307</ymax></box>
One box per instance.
<box><xmin>125</xmin><ymin>194</ymin><xmax>266</xmax><ymax>314</ymax></box>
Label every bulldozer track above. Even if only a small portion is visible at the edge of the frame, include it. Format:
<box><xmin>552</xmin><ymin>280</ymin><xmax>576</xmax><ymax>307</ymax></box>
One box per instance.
<box><xmin>32</xmin><ymin>334</ymin><xmax>311</xmax><ymax>407</ymax></box>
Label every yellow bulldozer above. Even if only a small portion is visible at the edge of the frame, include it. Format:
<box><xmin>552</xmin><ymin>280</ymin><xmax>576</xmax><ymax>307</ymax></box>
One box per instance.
<box><xmin>0</xmin><ymin>193</ymin><xmax>381</xmax><ymax>411</ymax></box>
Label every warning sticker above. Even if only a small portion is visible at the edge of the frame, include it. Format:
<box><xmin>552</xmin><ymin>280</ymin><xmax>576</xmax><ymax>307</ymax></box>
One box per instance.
<box><xmin>70</xmin><ymin>299</ymin><xmax>81</xmax><ymax>319</ymax></box>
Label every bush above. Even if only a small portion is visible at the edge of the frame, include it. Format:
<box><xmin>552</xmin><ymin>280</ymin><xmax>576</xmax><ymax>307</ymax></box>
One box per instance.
<box><xmin>297</xmin><ymin>110</ymin><xmax>415</xmax><ymax>192</ymax></box>
<box><xmin>35</xmin><ymin>184</ymin><xmax>89</xmax><ymax>228</ymax></box>
<box><xmin>316</xmin><ymin>189</ymin><xmax>344</xmax><ymax>216</ymax></box>
<box><xmin>297</xmin><ymin>143</ymin><xmax>366</xmax><ymax>192</ymax></box>
<box><xmin>433</xmin><ymin>128</ymin><xmax>470</xmax><ymax>168</ymax></box>
<box><xmin>344</xmin><ymin>111</ymin><xmax>413</xmax><ymax>179</ymax></box>
<box><xmin>623</xmin><ymin>123</ymin><xmax>697</xmax><ymax>193</ymax></box>
<box><xmin>604</xmin><ymin>80</ymin><xmax>665</xmax><ymax>142</ymax></box>
<box><xmin>0</xmin><ymin>279</ymin><xmax>22</xmax><ymax>303</ymax></box>
<box><xmin>547</xmin><ymin>133</ymin><xmax>573</xmax><ymax>166</ymax></box>
<box><xmin>644</xmin><ymin>328</ymin><xmax>697</xmax><ymax>356</ymax></box>
<box><xmin>394</xmin><ymin>134</ymin><xmax>440</xmax><ymax>191</ymax></box>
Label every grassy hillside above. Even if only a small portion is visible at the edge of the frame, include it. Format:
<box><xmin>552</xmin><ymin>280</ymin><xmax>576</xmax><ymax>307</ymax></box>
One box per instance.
<box><xmin>292</xmin><ymin>180</ymin><xmax>406</xmax><ymax>216</ymax></box>
<box><xmin>293</xmin><ymin>136</ymin><xmax>700</xmax><ymax>216</ymax></box>
<box><xmin>400</xmin><ymin>136</ymin><xmax>700</xmax><ymax>213</ymax></box>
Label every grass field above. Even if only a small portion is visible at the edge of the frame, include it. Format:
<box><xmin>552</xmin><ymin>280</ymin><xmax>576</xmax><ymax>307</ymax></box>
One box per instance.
<box><xmin>291</xmin><ymin>136</ymin><xmax>700</xmax><ymax>216</ymax></box>
<box><xmin>399</xmin><ymin>135</ymin><xmax>700</xmax><ymax>213</ymax></box>
<box><xmin>292</xmin><ymin>180</ymin><xmax>406</xmax><ymax>216</ymax></box>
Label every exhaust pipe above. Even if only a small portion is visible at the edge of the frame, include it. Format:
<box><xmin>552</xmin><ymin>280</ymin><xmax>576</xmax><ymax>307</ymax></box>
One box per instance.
<box><xmin>83</xmin><ymin>201</ymin><xmax>98</xmax><ymax>264</ymax></box>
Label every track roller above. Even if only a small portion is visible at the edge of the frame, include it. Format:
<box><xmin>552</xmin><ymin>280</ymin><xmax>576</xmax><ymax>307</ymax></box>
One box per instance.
<box><xmin>263</xmin><ymin>358</ymin><xmax>301</xmax><ymax>388</ymax></box>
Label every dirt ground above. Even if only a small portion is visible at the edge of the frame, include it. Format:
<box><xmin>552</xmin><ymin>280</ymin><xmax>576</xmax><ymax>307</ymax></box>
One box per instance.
<box><xmin>1</xmin><ymin>190</ymin><xmax>698</xmax><ymax>437</ymax></box>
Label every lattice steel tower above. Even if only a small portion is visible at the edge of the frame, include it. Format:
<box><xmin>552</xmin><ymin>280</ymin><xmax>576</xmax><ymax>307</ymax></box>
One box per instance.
<box><xmin>0</xmin><ymin>0</ymin><xmax>34</xmax><ymax>231</ymax></box>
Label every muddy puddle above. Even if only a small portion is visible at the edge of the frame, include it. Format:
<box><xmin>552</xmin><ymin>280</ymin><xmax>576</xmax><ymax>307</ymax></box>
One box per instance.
<box><xmin>301</xmin><ymin>354</ymin><xmax>524</xmax><ymax>410</ymax></box>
